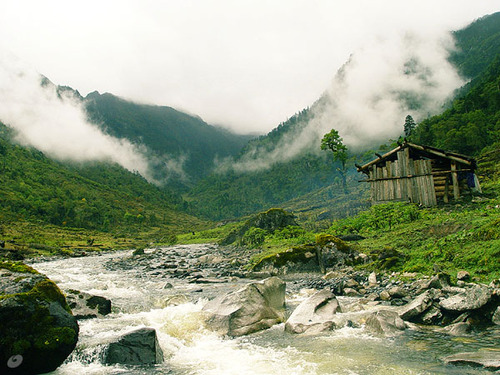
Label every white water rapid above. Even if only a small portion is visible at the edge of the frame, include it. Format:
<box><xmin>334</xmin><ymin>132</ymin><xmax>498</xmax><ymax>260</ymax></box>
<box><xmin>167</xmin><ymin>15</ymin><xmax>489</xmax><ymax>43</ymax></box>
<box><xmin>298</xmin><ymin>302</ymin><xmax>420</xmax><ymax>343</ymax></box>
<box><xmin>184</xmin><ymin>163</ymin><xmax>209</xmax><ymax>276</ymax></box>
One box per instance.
<box><xmin>29</xmin><ymin>245</ymin><xmax>497</xmax><ymax>375</ymax></box>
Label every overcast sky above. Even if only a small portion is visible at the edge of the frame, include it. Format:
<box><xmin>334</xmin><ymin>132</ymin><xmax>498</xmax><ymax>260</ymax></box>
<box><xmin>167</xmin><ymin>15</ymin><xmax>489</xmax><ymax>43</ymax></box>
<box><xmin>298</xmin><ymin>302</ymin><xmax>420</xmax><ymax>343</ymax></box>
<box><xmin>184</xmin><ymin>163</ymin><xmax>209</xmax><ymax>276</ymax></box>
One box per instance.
<box><xmin>1</xmin><ymin>1</ymin><xmax>498</xmax><ymax>135</ymax></box>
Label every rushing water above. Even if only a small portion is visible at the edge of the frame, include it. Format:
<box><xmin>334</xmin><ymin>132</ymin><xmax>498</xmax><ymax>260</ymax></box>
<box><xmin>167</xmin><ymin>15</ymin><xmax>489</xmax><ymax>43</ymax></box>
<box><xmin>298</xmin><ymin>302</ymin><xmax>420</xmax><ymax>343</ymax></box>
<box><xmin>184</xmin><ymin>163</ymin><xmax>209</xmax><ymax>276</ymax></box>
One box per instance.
<box><xmin>30</xmin><ymin>245</ymin><xmax>498</xmax><ymax>375</ymax></box>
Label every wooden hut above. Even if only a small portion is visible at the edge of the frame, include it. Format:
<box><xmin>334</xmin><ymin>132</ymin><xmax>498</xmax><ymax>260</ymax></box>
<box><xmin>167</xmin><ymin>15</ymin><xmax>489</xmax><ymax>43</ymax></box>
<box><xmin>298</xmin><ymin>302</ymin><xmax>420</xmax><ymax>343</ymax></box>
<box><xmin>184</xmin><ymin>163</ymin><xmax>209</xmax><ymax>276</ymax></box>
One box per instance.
<box><xmin>356</xmin><ymin>142</ymin><xmax>480</xmax><ymax>206</ymax></box>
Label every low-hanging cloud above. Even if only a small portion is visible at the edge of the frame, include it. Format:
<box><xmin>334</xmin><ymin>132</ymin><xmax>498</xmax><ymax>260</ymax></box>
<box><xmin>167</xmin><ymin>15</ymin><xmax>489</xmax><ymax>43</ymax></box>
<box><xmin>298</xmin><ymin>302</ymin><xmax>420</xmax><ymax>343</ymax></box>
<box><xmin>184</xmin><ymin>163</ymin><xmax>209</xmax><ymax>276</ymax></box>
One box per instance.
<box><xmin>0</xmin><ymin>57</ymin><xmax>158</xmax><ymax>182</ymax></box>
<box><xmin>229</xmin><ymin>30</ymin><xmax>465</xmax><ymax>172</ymax></box>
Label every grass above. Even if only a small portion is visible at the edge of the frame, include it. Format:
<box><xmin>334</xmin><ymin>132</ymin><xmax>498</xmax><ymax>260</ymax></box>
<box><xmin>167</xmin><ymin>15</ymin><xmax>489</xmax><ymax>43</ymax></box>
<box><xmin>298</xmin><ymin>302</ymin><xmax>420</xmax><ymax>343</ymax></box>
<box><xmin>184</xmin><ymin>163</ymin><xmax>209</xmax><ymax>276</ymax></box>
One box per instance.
<box><xmin>176</xmin><ymin>221</ymin><xmax>242</xmax><ymax>244</ymax></box>
<box><xmin>0</xmin><ymin>214</ymin><xmax>212</xmax><ymax>259</ymax></box>
<box><xmin>329</xmin><ymin>199</ymin><xmax>500</xmax><ymax>281</ymax></box>
<box><xmin>173</xmin><ymin>194</ymin><xmax>500</xmax><ymax>281</ymax></box>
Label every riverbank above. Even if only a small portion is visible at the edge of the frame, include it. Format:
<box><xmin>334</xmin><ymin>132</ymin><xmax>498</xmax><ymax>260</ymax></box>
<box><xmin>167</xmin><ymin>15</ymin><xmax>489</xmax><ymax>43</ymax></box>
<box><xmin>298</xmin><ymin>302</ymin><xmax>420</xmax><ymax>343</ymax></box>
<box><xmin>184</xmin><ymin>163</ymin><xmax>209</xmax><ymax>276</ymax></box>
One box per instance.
<box><xmin>1</xmin><ymin>242</ymin><xmax>499</xmax><ymax>374</ymax></box>
<box><xmin>30</xmin><ymin>245</ymin><xmax>500</xmax><ymax>373</ymax></box>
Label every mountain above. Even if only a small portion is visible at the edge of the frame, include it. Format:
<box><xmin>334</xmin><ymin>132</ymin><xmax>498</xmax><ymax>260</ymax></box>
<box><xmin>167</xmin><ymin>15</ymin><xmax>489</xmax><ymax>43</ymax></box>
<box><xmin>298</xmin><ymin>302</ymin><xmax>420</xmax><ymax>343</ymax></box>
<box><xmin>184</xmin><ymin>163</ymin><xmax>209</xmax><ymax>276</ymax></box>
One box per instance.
<box><xmin>449</xmin><ymin>12</ymin><xmax>500</xmax><ymax>80</ymax></box>
<box><xmin>84</xmin><ymin>92</ymin><xmax>254</xmax><ymax>187</ymax></box>
<box><xmin>411</xmin><ymin>53</ymin><xmax>500</xmax><ymax>155</ymax></box>
<box><xmin>2</xmin><ymin>11</ymin><xmax>499</xmax><ymax>242</ymax></box>
<box><xmin>186</xmin><ymin>12</ymin><xmax>500</xmax><ymax>222</ymax></box>
<box><xmin>0</xmin><ymin>122</ymin><xmax>207</xmax><ymax>235</ymax></box>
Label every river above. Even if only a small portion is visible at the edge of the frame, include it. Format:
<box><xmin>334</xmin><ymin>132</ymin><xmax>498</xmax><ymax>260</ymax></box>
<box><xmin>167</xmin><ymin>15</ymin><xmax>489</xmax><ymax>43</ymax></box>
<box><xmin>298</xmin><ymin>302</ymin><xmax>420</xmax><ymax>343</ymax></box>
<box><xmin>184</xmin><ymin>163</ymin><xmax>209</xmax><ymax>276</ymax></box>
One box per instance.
<box><xmin>29</xmin><ymin>245</ymin><xmax>498</xmax><ymax>375</ymax></box>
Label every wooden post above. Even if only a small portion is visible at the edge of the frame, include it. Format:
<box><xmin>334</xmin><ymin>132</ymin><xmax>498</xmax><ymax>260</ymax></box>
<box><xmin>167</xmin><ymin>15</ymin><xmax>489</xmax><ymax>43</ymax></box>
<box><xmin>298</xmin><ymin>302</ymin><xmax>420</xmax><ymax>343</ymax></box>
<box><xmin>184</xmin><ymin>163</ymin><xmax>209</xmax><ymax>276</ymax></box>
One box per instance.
<box><xmin>444</xmin><ymin>174</ymin><xmax>449</xmax><ymax>203</ymax></box>
<box><xmin>398</xmin><ymin>152</ymin><xmax>407</xmax><ymax>200</ymax></box>
<box><xmin>451</xmin><ymin>161</ymin><xmax>460</xmax><ymax>200</ymax></box>
<box><xmin>369</xmin><ymin>169</ymin><xmax>374</xmax><ymax>202</ymax></box>
<box><xmin>386</xmin><ymin>161</ymin><xmax>393</xmax><ymax>200</ymax></box>
<box><xmin>383</xmin><ymin>166</ymin><xmax>388</xmax><ymax>201</ymax></box>
<box><xmin>425</xmin><ymin>160</ymin><xmax>437</xmax><ymax>206</ymax></box>
<box><xmin>404</xmin><ymin>147</ymin><xmax>413</xmax><ymax>202</ymax></box>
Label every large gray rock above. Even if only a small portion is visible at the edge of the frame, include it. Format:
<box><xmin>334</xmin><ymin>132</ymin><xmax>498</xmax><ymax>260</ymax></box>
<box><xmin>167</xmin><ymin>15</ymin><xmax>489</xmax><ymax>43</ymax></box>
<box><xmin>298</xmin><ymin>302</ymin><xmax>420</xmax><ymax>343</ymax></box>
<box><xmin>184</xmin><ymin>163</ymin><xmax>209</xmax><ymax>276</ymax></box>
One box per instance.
<box><xmin>443</xmin><ymin>351</ymin><xmax>500</xmax><ymax>370</ymax></box>
<box><xmin>104</xmin><ymin>328</ymin><xmax>164</xmax><ymax>366</ymax></box>
<box><xmin>399</xmin><ymin>289</ymin><xmax>440</xmax><ymax>322</ymax></box>
<box><xmin>439</xmin><ymin>285</ymin><xmax>492</xmax><ymax>312</ymax></box>
<box><xmin>365</xmin><ymin>310</ymin><xmax>406</xmax><ymax>336</ymax></box>
<box><xmin>203</xmin><ymin>277</ymin><xmax>286</xmax><ymax>336</ymax></box>
<box><xmin>0</xmin><ymin>262</ymin><xmax>79</xmax><ymax>375</ymax></box>
<box><xmin>285</xmin><ymin>289</ymin><xmax>341</xmax><ymax>334</ymax></box>
<box><xmin>66</xmin><ymin>290</ymin><xmax>111</xmax><ymax>320</ymax></box>
<box><xmin>439</xmin><ymin>322</ymin><xmax>472</xmax><ymax>336</ymax></box>
<box><xmin>493</xmin><ymin>306</ymin><xmax>500</xmax><ymax>325</ymax></box>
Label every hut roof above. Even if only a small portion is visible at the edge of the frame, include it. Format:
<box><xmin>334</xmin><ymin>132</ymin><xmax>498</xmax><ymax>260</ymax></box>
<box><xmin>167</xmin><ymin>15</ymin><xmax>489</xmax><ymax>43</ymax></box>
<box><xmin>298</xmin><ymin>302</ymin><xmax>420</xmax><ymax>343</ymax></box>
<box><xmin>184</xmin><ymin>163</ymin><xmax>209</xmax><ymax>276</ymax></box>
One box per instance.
<box><xmin>356</xmin><ymin>142</ymin><xmax>476</xmax><ymax>175</ymax></box>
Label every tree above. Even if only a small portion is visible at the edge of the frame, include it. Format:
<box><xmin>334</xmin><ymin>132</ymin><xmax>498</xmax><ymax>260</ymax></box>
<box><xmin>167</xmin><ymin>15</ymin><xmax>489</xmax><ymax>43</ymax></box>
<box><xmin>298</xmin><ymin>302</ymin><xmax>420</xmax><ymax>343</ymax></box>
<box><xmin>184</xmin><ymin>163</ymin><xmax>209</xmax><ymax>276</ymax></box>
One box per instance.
<box><xmin>404</xmin><ymin>115</ymin><xmax>416</xmax><ymax>137</ymax></box>
<box><xmin>321</xmin><ymin>129</ymin><xmax>349</xmax><ymax>193</ymax></box>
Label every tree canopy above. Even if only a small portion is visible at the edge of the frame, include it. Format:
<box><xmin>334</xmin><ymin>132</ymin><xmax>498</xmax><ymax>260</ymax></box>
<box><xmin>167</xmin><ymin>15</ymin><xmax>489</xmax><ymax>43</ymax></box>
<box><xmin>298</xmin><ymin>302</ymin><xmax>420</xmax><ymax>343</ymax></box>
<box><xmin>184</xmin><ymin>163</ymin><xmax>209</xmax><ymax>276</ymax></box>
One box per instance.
<box><xmin>320</xmin><ymin>129</ymin><xmax>348</xmax><ymax>168</ymax></box>
<box><xmin>321</xmin><ymin>129</ymin><xmax>349</xmax><ymax>193</ymax></box>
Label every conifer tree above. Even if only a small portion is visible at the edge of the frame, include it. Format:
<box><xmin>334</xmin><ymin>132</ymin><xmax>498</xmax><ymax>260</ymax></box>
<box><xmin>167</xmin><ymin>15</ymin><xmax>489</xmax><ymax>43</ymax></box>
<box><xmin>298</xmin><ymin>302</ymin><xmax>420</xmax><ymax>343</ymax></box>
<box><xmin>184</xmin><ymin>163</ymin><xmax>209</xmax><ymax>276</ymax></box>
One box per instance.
<box><xmin>404</xmin><ymin>115</ymin><xmax>416</xmax><ymax>138</ymax></box>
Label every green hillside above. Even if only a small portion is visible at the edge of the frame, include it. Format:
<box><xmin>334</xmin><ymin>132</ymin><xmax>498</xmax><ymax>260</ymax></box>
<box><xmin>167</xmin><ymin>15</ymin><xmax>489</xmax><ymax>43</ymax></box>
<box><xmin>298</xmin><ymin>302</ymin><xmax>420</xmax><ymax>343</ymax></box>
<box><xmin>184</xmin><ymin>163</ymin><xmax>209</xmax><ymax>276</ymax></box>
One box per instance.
<box><xmin>0</xmin><ymin>122</ymin><xmax>209</xmax><ymax>258</ymax></box>
<box><xmin>449</xmin><ymin>11</ymin><xmax>500</xmax><ymax>79</ymax></box>
<box><xmin>411</xmin><ymin>54</ymin><xmax>500</xmax><ymax>155</ymax></box>
<box><xmin>186</xmin><ymin>12</ymin><xmax>500</xmax><ymax>222</ymax></box>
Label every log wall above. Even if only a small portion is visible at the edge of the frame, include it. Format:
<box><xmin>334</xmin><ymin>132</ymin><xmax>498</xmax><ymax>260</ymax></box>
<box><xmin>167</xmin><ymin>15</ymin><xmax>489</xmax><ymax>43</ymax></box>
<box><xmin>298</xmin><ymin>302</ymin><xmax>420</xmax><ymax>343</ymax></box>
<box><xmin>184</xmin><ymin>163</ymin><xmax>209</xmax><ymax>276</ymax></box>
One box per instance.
<box><xmin>368</xmin><ymin>151</ymin><xmax>437</xmax><ymax>206</ymax></box>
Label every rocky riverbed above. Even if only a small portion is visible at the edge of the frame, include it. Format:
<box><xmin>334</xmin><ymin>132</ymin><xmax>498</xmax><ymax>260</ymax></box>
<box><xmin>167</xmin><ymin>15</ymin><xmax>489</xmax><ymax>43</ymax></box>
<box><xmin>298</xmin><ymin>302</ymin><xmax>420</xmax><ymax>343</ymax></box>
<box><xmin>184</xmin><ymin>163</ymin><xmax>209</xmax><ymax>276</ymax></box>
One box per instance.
<box><xmin>2</xmin><ymin>243</ymin><xmax>499</xmax><ymax>374</ymax></box>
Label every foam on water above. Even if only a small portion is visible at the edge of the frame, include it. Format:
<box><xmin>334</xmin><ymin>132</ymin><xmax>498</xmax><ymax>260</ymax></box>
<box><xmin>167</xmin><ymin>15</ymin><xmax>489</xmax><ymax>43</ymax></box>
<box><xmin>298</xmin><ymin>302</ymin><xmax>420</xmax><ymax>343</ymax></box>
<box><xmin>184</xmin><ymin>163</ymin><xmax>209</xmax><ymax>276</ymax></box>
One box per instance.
<box><xmin>31</xmin><ymin>247</ymin><xmax>497</xmax><ymax>375</ymax></box>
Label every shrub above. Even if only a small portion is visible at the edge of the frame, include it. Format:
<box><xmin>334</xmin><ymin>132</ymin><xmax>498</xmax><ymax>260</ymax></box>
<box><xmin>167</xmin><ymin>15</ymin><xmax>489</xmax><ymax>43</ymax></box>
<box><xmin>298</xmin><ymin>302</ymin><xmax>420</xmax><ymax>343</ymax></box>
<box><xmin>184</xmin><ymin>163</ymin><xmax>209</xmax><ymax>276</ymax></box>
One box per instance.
<box><xmin>240</xmin><ymin>227</ymin><xmax>266</xmax><ymax>247</ymax></box>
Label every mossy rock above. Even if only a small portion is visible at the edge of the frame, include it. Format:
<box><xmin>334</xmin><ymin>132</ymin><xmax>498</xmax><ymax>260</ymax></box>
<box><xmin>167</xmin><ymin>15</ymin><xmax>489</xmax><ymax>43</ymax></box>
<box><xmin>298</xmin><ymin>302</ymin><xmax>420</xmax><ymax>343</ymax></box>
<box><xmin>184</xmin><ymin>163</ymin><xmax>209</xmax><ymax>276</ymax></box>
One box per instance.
<box><xmin>247</xmin><ymin>208</ymin><xmax>298</xmax><ymax>232</ymax></box>
<box><xmin>220</xmin><ymin>208</ymin><xmax>298</xmax><ymax>246</ymax></box>
<box><xmin>367</xmin><ymin>247</ymin><xmax>405</xmax><ymax>270</ymax></box>
<box><xmin>252</xmin><ymin>244</ymin><xmax>319</xmax><ymax>271</ymax></box>
<box><xmin>0</xmin><ymin>261</ymin><xmax>38</xmax><ymax>275</ymax></box>
<box><xmin>0</xmin><ymin>262</ymin><xmax>79</xmax><ymax>375</ymax></box>
<box><xmin>315</xmin><ymin>234</ymin><xmax>350</xmax><ymax>253</ymax></box>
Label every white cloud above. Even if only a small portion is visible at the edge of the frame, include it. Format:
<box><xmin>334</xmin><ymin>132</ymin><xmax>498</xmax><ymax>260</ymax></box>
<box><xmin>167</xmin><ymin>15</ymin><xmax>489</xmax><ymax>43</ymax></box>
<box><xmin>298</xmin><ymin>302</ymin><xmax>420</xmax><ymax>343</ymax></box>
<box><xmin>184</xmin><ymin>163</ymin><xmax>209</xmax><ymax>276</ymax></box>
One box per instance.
<box><xmin>0</xmin><ymin>1</ymin><xmax>497</xmax><ymax>134</ymax></box>
<box><xmin>230</xmin><ymin>29</ymin><xmax>466</xmax><ymax>171</ymax></box>
<box><xmin>0</xmin><ymin>56</ymin><xmax>157</xmax><ymax>182</ymax></box>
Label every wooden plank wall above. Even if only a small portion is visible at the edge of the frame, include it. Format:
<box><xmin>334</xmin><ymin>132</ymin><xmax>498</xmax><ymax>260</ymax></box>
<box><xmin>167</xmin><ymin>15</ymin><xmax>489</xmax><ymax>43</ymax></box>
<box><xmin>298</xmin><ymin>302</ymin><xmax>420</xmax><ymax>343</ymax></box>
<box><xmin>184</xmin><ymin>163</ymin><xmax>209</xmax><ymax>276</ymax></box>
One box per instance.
<box><xmin>370</xmin><ymin>151</ymin><xmax>437</xmax><ymax>206</ymax></box>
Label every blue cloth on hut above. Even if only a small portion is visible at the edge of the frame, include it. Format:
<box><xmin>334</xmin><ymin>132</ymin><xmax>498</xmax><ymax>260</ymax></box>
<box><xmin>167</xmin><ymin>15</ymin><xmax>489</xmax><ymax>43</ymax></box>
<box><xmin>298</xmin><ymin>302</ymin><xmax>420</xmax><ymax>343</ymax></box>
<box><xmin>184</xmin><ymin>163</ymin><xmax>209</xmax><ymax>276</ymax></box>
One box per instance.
<box><xmin>466</xmin><ymin>172</ymin><xmax>475</xmax><ymax>188</ymax></box>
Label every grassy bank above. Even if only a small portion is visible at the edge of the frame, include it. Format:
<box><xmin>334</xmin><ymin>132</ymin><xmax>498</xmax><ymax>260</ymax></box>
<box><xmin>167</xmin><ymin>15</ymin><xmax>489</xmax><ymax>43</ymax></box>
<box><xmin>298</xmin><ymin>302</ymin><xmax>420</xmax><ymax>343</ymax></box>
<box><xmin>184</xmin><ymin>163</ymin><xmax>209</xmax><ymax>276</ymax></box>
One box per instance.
<box><xmin>328</xmin><ymin>200</ymin><xmax>500</xmax><ymax>280</ymax></box>
<box><xmin>176</xmin><ymin>182</ymin><xmax>499</xmax><ymax>281</ymax></box>
<box><xmin>0</xmin><ymin>214</ymin><xmax>210</xmax><ymax>259</ymax></box>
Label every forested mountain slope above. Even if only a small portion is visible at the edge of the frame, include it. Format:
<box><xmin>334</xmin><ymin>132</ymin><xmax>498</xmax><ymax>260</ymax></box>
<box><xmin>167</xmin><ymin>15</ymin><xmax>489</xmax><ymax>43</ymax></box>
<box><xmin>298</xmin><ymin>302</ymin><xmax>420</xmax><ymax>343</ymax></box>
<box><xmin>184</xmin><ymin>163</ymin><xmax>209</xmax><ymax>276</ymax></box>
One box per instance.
<box><xmin>84</xmin><ymin>92</ymin><xmax>254</xmax><ymax>186</ymax></box>
<box><xmin>186</xmin><ymin>12</ymin><xmax>500</xmax><ymax>222</ymax></box>
<box><xmin>411</xmin><ymin>54</ymin><xmax>500</xmax><ymax>155</ymax></box>
<box><xmin>0</xmin><ymin>122</ymin><xmax>206</xmax><ymax>235</ymax></box>
<box><xmin>449</xmin><ymin>12</ymin><xmax>500</xmax><ymax>79</ymax></box>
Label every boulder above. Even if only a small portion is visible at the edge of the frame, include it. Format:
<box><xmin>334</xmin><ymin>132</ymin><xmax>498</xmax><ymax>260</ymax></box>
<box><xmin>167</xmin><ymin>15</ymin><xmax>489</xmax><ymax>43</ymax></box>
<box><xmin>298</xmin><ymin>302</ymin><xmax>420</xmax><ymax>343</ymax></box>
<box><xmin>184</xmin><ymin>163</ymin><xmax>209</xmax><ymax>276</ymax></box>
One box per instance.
<box><xmin>387</xmin><ymin>286</ymin><xmax>407</xmax><ymax>298</ymax></box>
<box><xmin>439</xmin><ymin>285</ymin><xmax>492</xmax><ymax>312</ymax></box>
<box><xmin>104</xmin><ymin>328</ymin><xmax>164</xmax><ymax>365</ymax></box>
<box><xmin>439</xmin><ymin>322</ymin><xmax>472</xmax><ymax>336</ymax></box>
<box><xmin>252</xmin><ymin>244</ymin><xmax>319</xmax><ymax>273</ymax></box>
<box><xmin>493</xmin><ymin>306</ymin><xmax>500</xmax><ymax>325</ymax></box>
<box><xmin>66</xmin><ymin>290</ymin><xmax>111</xmax><ymax>319</ymax></box>
<box><xmin>252</xmin><ymin>234</ymin><xmax>357</xmax><ymax>273</ymax></box>
<box><xmin>323</xmin><ymin>271</ymin><xmax>342</xmax><ymax>280</ymax></box>
<box><xmin>365</xmin><ymin>310</ymin><xmax>406</xmax><ymax>336</ymax></box>
<box><xmin>368</xmin><ymin>272</ymin><xmax>377</xmax><ymax>286</ymax></box>
<box><xmin>285</xmin><ymin>289</ymin><xmax>341</xmax><ymax>334</ymax></box>
<box><xmin>0</xmin><ymin>261</ymin><xmax>79</xmax><ymax>375</ymax></box>
<box><xmin>443</xmin><ymin>351</ymin><xmax>500</xmax><ymax>371</ymax></box>
<box><xmin>379</xmin><ymin>290</ymin><xmax>391</xmax><ymax>301</ymax></box>
<box><xmin>343</xmin><ymin>278</ymin><xmax>359</xmax><ymax>288</ymax></box>
<box><xmin>456</xmin><ymin>271</ymin><xmax>470</xmax><ymax>281</ymax></box>
<box><xmin>421</xmin><ymin>273</ymin><xmax>450</xmax><ymax>290</ymax></box>
<box><xmin>420</xmin><ymin>304</ymin><xmax>443</xmax><ymax>325</ymax></box>
<box><xmin>399</xmin><ymin>289</ymin><xmax>440</xmax><ymax>322</ymax></box>
<box><xmin>343</xmin><ymin>288</ymin><xmax>361</xmax><ymax>297</ymax></box>
<box><xmin>203</xmin><ymin>277</ymin><xmax>286</xmax><ymax>336</ymax></box>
